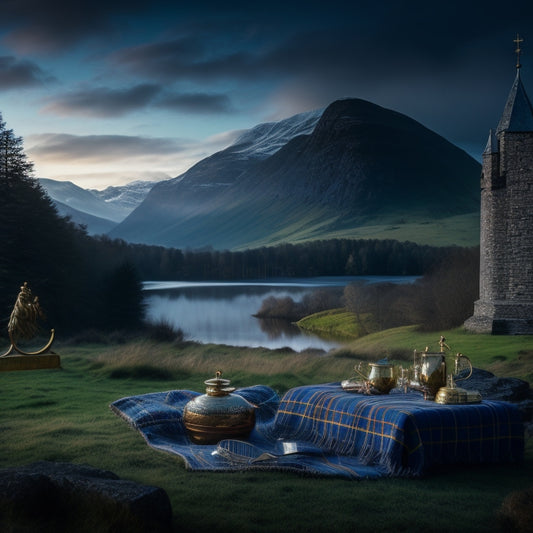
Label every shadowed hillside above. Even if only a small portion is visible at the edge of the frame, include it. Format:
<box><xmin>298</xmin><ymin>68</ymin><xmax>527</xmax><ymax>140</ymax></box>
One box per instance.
<box><xmin>110</xmin><ymin>98</ymin><xmax>480</xmax><ymax>250</ymax></box>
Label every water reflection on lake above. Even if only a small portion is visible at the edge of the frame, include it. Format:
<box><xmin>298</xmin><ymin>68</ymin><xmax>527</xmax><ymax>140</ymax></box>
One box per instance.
<box><xmin>143</xmin><ymin>277</ymin><xmax>418</xmax><ymax>352</ymax></box>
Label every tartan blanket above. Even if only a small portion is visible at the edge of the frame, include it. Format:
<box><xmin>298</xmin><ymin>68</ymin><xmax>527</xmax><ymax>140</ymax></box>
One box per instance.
<box><xmin>110</xmin><ymin>383</ymin><xmax>524</xmax><ymax>479</ymax></box>
<box><xmin>272</xmin><ymin>384</ymin><xmax>525</xmax><ymax>476</ymax></box>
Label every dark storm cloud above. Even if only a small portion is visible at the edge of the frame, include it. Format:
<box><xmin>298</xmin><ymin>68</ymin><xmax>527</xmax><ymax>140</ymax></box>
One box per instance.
<box><xmin>3</xmin><ymin>0</ymin><xmax>533</xmax><ymax>165</ymax></box>
<box><xmin>111</xmin><ymin>37</ymin><xmax>259</xmax><ymax>82</ymax></box>
<box><xmin>2</xmin><ymin>0</ymin><xmax>149</xmax><ymax>52</ymax></box>
<box><xmin>0</xmin><ymin>56</ymin><xmax>54</xmax><ymax>89</ymax></box>
<box><xmin>112</xmin><ymin>37</ymin><xmax>205</xmax><ymax>76</ymax></box>
<box><xmin>4</xmin><ymin>0</ymin><xmax>533</xmax><ymax>70</ymax></box>
<box><xmin>42</xmin><ymin>84</ymin><xmax>161</xmax><ymax>117</ymax></box>
<box><xmin>2</xmin><ymin>0</ymin><xmax>264</xmax><ymax>54</ymax></box>
<box><xmin>28</xmin><ymin>132</ymin><xmax>187</xmax><ymax>161</ymax></box>
<box><xmin>42</xmin><ymin>83</ymin><xmax>233</xmax><ymax>117</ymax></box>
<box><xmin>106</xmin><ymin>3</ymin><xmax>533</xmax><ymax>91</ymax></box>
<box><xmin>155</xmin><ymin>92</ymin><xmax>233</xmax><ymax>114</ymax></box>
<box><xmin>5</xmin><ymin>1</ymin><xmax>532</xmax><ymax>92</ymax></box>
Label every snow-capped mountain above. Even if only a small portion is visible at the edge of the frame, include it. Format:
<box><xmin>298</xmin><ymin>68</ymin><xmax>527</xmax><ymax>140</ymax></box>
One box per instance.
<box><xmin>90</xmin><ymin>181</ymin><xmax>157</xmax><ymax>213</ymax></box>
<box><xmin>38</xmin><ymin>111</ymin><xmax>321</xmax><ymax>235</ymax></box>
<box><xmin>110</xmin><ymin>98</ymin><xmax>480</xmax><ymax>250</ymax></box>
<box><xmin>39</xmin><ymin>178</ymin><xmax>156</xmax><ymax>234</ymax></box>
<box><xmin>230</xmin><ymin>108</ymin><xmax>323</xmax><ymax>159</ymax></box>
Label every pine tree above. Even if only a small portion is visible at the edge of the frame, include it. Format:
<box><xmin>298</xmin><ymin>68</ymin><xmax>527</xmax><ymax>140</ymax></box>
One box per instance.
<box><xmin>0</xmin><ymin>112</ymin><xmax>147</xmax><ymax>335</ymax></box>
<box><xmin>0</xmin><ymin>112</ymin><xmax>74</xmax><ymax>330</ymax></box>
<box><xmin>101</xmin><ymin>262</ymin><xmax>146</xmax><ymax>331</ymax></box>
<box><xmin>0</xmin><ymin>113</ymin><xmax>34</xmax><ymax>182</ymax></box>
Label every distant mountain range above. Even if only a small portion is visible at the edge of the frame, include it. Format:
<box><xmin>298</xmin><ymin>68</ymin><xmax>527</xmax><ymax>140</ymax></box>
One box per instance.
<box><xmin>41</xmin><ymin>98</ymin><xmax>481</xmax><ymax>248</ymax></box>
<box><xmin>39</xmin><ymin>178</ymin><xmax>156</xmax><ymax>235</ymax></box>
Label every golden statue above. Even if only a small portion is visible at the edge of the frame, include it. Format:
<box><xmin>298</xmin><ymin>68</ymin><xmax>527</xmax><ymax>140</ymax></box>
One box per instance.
<box><xmin>1</xmin><ymin>282</ymin><xmax>55</xmax><ymax>357</ymax></box>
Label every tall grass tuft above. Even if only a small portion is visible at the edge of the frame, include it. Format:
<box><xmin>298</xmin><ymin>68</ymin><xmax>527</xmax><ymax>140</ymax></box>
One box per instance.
<box><xmin>144</xmin><ymin>320</ymin><xmax>184</xmax><ymax>343</ymax></box>
<box><xmin>497</xmin><ymin>485</ymin><xmax>533</xmax><ymax>533</ymax></box>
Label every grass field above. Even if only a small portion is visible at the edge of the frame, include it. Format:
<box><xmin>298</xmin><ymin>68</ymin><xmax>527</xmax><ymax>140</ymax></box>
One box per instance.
<box><xmin>299</xmin><ymin>314</ymin><xmax>533</xmax><ymax>383</ymax></box>
<box><xmin>1</xmin><ymin>327</ymin><xmax>532</xmax><ymax>532</ymax></box>
<box><xmin>296</xmin><ymin>308</ymin><xmax>377</xmax><ymax>340</ymax></box>
<box><xmin>236</xmin><ymin>207</ymin><xmax>480</xmax><ymax>250</ymax></box>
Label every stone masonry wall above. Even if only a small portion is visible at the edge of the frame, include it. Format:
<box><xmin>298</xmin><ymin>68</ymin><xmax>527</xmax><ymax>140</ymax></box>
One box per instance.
<box><xmin>465</xmin><ymin>130</ymin><xmax>533</xmax><ymax>334</ymax></box>
<box><xmin>500</xmin><ymin>133</ymin><xmax>533</xmax><ymax>302</ymax></box>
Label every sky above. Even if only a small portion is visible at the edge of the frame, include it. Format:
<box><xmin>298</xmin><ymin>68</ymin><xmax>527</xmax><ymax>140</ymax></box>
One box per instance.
<box><xmin>0</xmin><ymin>1</ymin><xmax>532</xmax><ymax>190</ymax></box>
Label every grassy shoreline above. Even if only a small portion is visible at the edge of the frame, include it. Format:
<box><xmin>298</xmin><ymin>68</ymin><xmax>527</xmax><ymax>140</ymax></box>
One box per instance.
<box><xmin>301</xmin><ymin>313</ymin><xmax>533</xmax><ymax>384</ymax></box>
<box><xmin>1</xmin><ymin>329</ymin><xmax>532</xmax><ymax>532</ymax></box>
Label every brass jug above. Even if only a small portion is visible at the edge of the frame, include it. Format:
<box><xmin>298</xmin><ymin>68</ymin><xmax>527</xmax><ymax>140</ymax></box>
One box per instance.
<box><xmin>355</xmin><ymin>360</ymin><xmax>396</xmax><ymax>394</ymax></box>
<box><xmin>414</xmin><ymin>336</ymin><xmax>475</xmax><ymax>402</ymax></box>
<box><xmin>417</xmin><ymin>351</ymin><xmax>446</xmax><ymax>400</ymax></box>
<box><xmin>183</xmin><ymin>371</ymin><xmax>256</xmax><ymax>444</ymax></box>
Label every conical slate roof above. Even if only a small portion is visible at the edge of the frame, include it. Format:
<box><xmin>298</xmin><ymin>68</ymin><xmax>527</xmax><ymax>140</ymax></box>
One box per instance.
<box><xmin>483</xmin><ymin>128</ymin><xmax>498</xmax><ymax>154</ymax></box>
<box><xmin>496</xmin><ymin>69</ymin><xmax>533</xmax><ymax>133</ymax></box>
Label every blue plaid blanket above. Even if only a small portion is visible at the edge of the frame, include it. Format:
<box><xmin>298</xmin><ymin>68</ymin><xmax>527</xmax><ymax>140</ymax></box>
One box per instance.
<box><xmin>110</xmin><ymin>383</ymin><xmax>524</xmax><ymax>479</ymax></box>
<box><xmin>273</xmin><ymin>384</ymin><xmax>524</xmax><ymax>476</ymax></box>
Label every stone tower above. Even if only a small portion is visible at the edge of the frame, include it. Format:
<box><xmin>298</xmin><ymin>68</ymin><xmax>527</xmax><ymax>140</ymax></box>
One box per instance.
<box><xmin>465</xmin><ymin>41</ymin><xmax>533</xmax><ymax>334</ymax></box>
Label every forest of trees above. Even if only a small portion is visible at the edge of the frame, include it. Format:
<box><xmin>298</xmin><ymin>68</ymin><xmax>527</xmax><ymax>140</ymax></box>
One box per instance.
<box><xmin>343</xmin><ymin>245</ymin><xmax>480</xmax><ymax>331</ymax></box>
<box><xmin>0</xmin><ymin>112</ymin><xmax>480</xmax><ymax>337</ymax></box>
<box><xmin>87</xmin><ymin>232</ymin><xmax>471</xmax><ymax>283</ymax></box>
<box><xmin>254</xmin><ymin>246</ymin><xmax>480</xmax><ymax>332</ymax></box>
<box><xmin>0</xmin><ymin>113</ymin><xmax>144</xmax><ymax>336</ymax></box>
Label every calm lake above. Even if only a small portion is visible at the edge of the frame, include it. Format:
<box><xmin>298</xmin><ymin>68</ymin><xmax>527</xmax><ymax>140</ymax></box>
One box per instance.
<box><xmin>143</xmin><ymin>276</ymin><xmax>417</xmax><ymax>352</ymax></box>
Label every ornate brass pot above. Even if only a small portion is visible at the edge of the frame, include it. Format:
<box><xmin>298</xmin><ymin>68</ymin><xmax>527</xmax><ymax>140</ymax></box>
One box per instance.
<box><xmin>435</xmin><ymin>353</ymin><xmax>478</xmax><ymax>404</ymax></box>
<box><xmin>183</xmin><ymin>371</ymin><xmax>256</xmax><ymax>445</ymax></box>
<box><xmin>435</xmin><ymin>385</ymin><xmax>481</xmax><ymax>405</ymax></box>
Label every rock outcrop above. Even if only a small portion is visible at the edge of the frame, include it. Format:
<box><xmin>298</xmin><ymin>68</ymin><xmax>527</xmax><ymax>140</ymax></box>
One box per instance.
<box><xmin>461</xmin><ymin>368</ymin><xmax>533</xmax><ymax>432</ymax></box>
<box><xmin>461</xmin><ymin>368</ymin><xmax>530</xmax><ymax>402</ymax></box>
<box><xmin>0</xmin><ymin>461</ymin><xmax>172</xmax><ymax>533</ymax></box>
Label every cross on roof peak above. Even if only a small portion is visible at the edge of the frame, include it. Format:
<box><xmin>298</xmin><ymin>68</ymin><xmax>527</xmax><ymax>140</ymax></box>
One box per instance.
<box><xmin>514</xmin><ymin>33</ymin><xmax>524</xmax><ymax>70</ymax></box>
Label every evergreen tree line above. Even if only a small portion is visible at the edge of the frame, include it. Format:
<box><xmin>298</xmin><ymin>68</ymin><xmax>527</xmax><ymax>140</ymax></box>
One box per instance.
<box><xmin>0</xmin><ymin>114</ymin><xmax>144</xmax><ymax>336</ymax></box>
<box><xmin>90</xmin><ymin>235</ymin><xmax>462</xmax><ymax>282</ymax></box>
<box><xmin>0</xmin><ymin>113</ymin><xmax>479</xmax><ymax>336</ymax></box>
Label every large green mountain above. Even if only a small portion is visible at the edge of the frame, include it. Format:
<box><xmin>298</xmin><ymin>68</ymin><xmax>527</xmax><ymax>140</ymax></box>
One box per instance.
<box><xmin>110</xmin><ymin>98</ymin><xmax>481</xmax><ymax>249</ymax></box>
